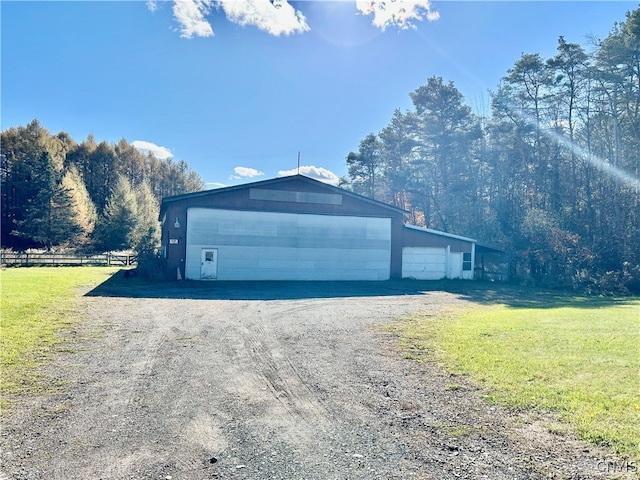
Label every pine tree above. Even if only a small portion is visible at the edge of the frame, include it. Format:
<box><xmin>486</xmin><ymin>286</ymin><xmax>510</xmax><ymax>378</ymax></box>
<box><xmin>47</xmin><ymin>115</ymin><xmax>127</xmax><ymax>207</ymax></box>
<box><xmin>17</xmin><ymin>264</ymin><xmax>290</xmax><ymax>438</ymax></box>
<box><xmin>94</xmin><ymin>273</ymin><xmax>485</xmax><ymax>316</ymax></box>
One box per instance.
<box><xmin>132</xmin><ymin>181</ymin><xmax>160</xmax><ymax>253</ymax></box>
<box><xmin>92</xmin><ymin>176</ymin><xmax>138</xmax><ymax>252</ymax></box>
<box><xmin>61</xmin><ymin>165</ymin><xmax>97</xmax><ymax>249</ymax></box>
<box><xmin>346</xmin><ymin>134</ymin><xmax>383</xmax><ymax>199</ymax></box>
<box><xmin>13</xmin><ymin>151</ymin><xmax>82</xmax><ymax>250</ymax></box>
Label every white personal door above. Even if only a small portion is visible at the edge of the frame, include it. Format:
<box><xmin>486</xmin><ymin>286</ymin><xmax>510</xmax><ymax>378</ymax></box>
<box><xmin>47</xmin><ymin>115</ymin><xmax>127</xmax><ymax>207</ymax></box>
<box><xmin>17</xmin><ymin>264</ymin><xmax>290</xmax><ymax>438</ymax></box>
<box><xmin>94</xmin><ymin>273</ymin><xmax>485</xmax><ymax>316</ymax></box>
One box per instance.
<box><xmin>200</xmin><ymin>248</ymin><xmax>218</xmax><ymax>280</ymax></box>
<box><xmin>448</xmin><ymin>252</ymin><xmax>462</xmax><ymax>279</ymax></box>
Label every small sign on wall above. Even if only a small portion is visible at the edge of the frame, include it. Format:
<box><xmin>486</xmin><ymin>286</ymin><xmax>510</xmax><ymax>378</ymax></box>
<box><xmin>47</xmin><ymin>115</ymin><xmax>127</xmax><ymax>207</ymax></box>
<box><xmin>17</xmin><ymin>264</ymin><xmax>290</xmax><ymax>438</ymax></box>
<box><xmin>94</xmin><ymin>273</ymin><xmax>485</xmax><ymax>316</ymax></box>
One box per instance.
<box><xmin>169</xmin><ymin>238</ymin><xmax>179</xmax><ymax>245</ymax></box>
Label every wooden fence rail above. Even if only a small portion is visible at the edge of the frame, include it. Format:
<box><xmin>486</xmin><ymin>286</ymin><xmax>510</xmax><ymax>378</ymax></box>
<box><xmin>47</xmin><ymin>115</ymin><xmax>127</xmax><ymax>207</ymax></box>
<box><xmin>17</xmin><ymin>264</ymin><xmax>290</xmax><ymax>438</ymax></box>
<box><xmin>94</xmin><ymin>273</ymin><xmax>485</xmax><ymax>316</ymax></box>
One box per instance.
<box><xmin>0</xmin><ymin>251</ymin><xmax>137</xmax><ymax>267</ymax></box>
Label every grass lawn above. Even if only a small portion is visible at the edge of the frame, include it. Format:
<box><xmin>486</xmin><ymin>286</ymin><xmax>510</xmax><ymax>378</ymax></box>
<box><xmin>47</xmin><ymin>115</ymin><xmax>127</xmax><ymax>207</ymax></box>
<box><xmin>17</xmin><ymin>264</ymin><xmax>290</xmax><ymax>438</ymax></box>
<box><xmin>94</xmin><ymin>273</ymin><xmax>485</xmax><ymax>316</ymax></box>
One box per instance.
<box><xmin>0</xmin><ymin>266</ymin><xmax>118</xmax><ymax>409</ymax></box>
<box><xmin>393</xmin><ymin>291</ymin><xmax>640</xmax><ymax>460</ymax></box>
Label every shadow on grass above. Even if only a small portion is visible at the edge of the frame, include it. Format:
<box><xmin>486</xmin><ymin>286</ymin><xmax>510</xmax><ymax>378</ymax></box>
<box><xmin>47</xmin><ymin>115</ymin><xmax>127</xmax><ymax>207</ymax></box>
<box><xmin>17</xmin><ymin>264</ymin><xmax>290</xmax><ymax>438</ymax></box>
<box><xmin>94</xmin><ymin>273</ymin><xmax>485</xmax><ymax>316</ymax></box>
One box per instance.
<box><xmin>84</xmin><ymin>269</ymin><xmax>638</xmax><ymax>308</ymax></box>
<box><xmin>451</xmin><ymin>285</ymin><xmax>638</xmax><ymax>309</ymax></box>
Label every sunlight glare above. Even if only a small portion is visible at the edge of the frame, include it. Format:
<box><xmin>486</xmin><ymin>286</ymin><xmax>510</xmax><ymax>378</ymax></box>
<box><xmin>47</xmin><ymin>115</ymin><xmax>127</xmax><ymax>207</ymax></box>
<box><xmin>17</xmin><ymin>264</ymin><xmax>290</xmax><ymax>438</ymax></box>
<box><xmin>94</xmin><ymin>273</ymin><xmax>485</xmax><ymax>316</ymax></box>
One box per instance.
<box><xmin>506</xmin><ymin>104</ymin><xmax>640</xmax><ymax>192</ymax></box>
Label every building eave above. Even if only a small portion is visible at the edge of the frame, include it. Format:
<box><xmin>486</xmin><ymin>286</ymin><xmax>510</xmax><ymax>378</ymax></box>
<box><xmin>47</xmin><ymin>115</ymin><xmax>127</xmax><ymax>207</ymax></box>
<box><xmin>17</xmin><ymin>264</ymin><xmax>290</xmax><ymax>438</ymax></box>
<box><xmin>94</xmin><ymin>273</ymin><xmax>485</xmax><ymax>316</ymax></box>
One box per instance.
<box><xmin>403</xmin><ymin>224</ymin><xmax>476</xmax><ymax>243</ymax></box>
<box><xmin>475</xmin><ymin>243</ymin><xmax>507</xmax><ymax>254</ymax></box>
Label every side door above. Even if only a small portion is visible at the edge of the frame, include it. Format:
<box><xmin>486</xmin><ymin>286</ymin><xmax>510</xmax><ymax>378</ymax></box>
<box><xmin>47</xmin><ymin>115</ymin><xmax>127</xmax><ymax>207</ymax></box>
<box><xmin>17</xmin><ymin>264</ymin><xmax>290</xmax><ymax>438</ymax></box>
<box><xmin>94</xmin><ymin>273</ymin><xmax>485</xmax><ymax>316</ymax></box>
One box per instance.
<box><xmin>447</xmin><ymin>251</ymin><xmax>462</xmax><ymax>279</ymax></box>
<box><xmin>200</xmin><ymin>248</ymin><xmax>218</xmax><ymax>280</ymax></box>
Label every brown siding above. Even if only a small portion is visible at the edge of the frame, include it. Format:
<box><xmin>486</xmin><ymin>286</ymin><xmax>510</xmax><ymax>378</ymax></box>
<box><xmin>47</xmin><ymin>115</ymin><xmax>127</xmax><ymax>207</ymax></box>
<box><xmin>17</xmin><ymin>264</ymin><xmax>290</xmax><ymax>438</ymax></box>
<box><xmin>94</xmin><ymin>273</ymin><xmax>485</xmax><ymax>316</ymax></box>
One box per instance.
<box><xmin>163</xmin><ymin>204</ymin><xmax>188</xmax><ymax>279</ymax></box>
<box><xmin>390</xmin><ymin>218</ymin><xmax>404</xmax><ymax>279</ymax></box>
<box><xmin>403</xmin><ymin>227</ymin><xmax>473</xmax><ymax>253</ymax></box>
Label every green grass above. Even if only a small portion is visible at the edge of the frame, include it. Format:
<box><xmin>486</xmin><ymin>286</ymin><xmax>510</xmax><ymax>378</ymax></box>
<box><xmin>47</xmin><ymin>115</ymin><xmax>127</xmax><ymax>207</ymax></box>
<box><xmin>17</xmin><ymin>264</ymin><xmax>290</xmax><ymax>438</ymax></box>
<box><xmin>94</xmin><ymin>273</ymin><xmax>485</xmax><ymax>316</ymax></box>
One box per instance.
<box><xmin>392</xmin><ymin>296</ymin><xmax>640</xmax><ymax>459</ymax></box>
<box><xmin>0</xmin><ymin>266</ymin><xmax>118</xmax><ymax>409</ymax></box>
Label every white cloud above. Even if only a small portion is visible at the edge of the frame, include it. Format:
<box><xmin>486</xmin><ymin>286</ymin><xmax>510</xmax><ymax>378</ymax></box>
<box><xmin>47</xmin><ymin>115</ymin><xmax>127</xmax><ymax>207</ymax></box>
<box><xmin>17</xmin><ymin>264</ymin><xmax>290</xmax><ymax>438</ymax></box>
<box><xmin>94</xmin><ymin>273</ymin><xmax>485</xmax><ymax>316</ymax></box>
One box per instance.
<box><xmin>355</xmin><ymin>0</ymin><xmax>439</xmax><ymax>31</ymax></box>
<box><xmin>132</xmin><ymin>140</ymin><xmax>173</xmax><ymax>159</ymax></box>
<box><xmin>169</xmin><ymin>0</ymin><xmax>308</xmax><ymax>38</ymax></box>
<box><xmin>234</xmin><ymin>166</ymin><xmax>265</xmax><ymax>178</ymax></box>
<box><xmin>278</xmin><ymin>166</ymin><xmax>340</xmax><ymax>185</ymax></box>
<box><xmin>218</xmin><ymin>0</ymin><xmax>309</xmax><ymax>36</ymax></box>
<box><xmin>206</xmin><ymin>181</ymin><xmax>227</xmax><ymax>189</ymax></box>
<box><xmin>146</xmin><ymin>0</ymin><xmax>158</xmax><ymax>13</ymax></box>
<box><xmin>165</xmin><ymin>1</ymin><xmax>438</xmax><ymax>39</ymax></box>
<box><xmin>173</xmin><ymin>0</ymin><xmax>214</xmax><ymax>38</ymax></box>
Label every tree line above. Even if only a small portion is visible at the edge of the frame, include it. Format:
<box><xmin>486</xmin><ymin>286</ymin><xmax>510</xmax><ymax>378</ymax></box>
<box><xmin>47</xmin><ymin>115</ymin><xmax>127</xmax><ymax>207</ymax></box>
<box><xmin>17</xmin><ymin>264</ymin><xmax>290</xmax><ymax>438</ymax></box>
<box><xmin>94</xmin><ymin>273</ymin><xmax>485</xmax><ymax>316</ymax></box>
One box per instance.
<box><xmin>1</xmin><ymin>120</ymin><xmax>205</xmax><ymax>254</ymax></box>
<box><xmin>344</xmin><ymin>7</ymin><xmax>640</xmax><ymax>293</ymax></box>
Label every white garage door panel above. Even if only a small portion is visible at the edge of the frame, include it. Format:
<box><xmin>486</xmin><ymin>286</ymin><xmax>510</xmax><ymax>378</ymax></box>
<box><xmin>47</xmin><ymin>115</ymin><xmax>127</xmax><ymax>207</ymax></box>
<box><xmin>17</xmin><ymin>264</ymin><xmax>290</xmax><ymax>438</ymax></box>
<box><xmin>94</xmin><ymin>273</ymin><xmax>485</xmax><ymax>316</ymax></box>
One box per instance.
<box><xmin>187</xmin><ymin>247</ymin><xmax>390</xmax><ymax>281</ymax></box>
<box><xmin>185</xmin><ymin>209</ymin><xmax>391</xmax><ymax>280</ymax></box>
<box><xmin>402</xmin><ymin>247</ymin><xmax>447</xmax><ymax>280</ymax></box>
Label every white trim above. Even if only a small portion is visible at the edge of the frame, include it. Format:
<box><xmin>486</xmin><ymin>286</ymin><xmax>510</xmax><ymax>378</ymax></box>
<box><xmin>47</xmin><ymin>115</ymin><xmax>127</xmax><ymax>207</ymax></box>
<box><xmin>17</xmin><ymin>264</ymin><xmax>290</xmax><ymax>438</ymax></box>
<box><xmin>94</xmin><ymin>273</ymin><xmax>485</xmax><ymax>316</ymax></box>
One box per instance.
<box><xmin>404</xmin><ymin>224</ymin><xmax>476</xmax><ymax>243</ymax></box>
<box><xmin>470</xmin><ymin>243</ymin><xmax>476</xmax><ymax>280</ymax></box>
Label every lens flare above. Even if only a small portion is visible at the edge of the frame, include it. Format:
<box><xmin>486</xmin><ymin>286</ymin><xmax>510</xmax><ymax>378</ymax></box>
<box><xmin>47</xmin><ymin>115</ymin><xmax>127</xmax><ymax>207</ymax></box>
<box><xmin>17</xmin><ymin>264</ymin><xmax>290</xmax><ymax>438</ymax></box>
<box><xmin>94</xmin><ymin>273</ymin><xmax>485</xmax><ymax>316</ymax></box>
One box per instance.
<box><xmin>503</xmin><ymin>103</ymin><xmax>640</xmax><ymax>192</ymax></box>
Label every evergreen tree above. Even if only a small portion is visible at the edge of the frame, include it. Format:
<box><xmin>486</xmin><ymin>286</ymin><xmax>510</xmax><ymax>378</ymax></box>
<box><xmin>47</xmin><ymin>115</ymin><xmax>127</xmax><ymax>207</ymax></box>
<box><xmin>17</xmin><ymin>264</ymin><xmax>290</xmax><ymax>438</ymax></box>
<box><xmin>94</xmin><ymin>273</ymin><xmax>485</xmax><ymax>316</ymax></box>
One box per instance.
<box><xmin>409</xmin><ymin>77</ymin><xmax>482</xmax><ymax>233</ymax></box>
<box><xmin>1</xmin><ymin>120</ymin><xmax>50</xmax><ymax>249</ymax></box>
<box><xmin>1</xmin><ymin>120</ymin><xmax>82</xmax><ymax>250</ymax></box>
<box><xmin>92</xmin><ymin>176</ymin><xmax>138</xmax><ymax>252</ymax></box>
<box><xmin>115</xmin><ymin>138</ymin><xmax>146</xmax><ymax>187</ymax></box>
<box><xmin>2</xmin><ymin>119</ymin><xmax>205</xmax><ymax>252</ymax></box>
<box><xmin>13</xmin><ymin>151</ymin><xmax>81</xmax><ymax>250</ymax></box>
<box><xmin>61</xmin><ymin>165</ymin><xmax>97</xmax><ymax>249</ymax></box>
<box><xmin>346</xmin><ymin>133</ymin><xmax>383</xmax><ymax>199</ymax></box>
<box><xmin>132</xmin><ymin>181</ymin><xmax>160</xmax><ymax>253</ymax></box>
<box><xmin>379</xmin><ymin>109</ymin><xmax>419</xmax><ymax>209</ymax></box>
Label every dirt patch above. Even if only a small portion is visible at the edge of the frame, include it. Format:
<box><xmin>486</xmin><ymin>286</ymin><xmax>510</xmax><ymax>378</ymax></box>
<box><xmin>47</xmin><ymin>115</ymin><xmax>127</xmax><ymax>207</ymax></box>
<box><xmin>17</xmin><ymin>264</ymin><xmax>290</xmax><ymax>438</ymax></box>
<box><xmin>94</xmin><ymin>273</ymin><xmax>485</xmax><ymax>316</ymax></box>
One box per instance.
<box><xmin>1</xmin><ymin>282</ymin><xmax>635</xmax><ymax>479</ymax></box>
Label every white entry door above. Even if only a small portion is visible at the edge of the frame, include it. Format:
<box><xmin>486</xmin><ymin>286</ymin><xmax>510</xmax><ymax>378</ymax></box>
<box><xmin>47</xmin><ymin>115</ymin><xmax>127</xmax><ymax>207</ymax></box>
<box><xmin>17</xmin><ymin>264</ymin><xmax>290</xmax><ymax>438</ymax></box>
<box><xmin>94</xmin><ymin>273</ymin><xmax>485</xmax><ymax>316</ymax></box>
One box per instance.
<box><xmin>200</xmin><ymin>249</ymin><xmax>218</xmax><ymax>280</ymax></box>
<box><xmin>448</xmin><ymin>252</ymin><xmax>462</xmax><ymax>279</ymax></box>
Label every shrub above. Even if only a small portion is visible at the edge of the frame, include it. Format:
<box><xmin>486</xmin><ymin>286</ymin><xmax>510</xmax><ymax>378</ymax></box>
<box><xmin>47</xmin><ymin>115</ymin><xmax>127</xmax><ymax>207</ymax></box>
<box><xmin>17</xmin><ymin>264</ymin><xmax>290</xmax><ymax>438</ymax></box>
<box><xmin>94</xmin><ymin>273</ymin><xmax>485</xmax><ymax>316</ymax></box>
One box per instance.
<box><xmin>135</xmin><ymin>249</ymin><xmax>166</xmax><ymax>281</ymax></box>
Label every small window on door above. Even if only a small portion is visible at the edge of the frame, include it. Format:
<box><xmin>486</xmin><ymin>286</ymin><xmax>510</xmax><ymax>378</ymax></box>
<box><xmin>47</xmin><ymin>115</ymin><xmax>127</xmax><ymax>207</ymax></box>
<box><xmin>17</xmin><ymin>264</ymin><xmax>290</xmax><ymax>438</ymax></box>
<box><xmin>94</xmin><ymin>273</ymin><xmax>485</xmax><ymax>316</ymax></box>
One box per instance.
<box><xmin>201</xmin><ymin>248</ymin><xmax>218</xmax><ymax>280</ymax></box>
<box><xmin>462</xmin><ymin>252</ymin><xmax>472</xmax><ymax>271</ymax></box>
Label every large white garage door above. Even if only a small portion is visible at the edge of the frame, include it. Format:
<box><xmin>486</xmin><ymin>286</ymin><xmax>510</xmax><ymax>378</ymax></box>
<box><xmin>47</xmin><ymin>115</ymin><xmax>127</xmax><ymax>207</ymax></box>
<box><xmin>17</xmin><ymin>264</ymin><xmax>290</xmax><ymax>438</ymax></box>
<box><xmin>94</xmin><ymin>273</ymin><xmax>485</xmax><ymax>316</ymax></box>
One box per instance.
<box><xmin>402</xmin><ymin>247</ymin><xmax>447</xmax><ymax>280</ymax></box>
<box><xmin>185</xmin><ymin>208</ymin><xmax>391</xmax><ymax>281</ymax></box>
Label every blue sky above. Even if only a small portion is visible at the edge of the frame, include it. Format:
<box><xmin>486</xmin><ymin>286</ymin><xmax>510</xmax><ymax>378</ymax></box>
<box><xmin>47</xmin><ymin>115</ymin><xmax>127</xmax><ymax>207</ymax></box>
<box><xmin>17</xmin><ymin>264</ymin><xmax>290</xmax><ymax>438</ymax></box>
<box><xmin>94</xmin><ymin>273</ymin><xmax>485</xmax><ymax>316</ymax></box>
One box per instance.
<box><xmin>2</xmin><ymin>1</ymin><xmax>636</xmax><ymax>188</ymax></box>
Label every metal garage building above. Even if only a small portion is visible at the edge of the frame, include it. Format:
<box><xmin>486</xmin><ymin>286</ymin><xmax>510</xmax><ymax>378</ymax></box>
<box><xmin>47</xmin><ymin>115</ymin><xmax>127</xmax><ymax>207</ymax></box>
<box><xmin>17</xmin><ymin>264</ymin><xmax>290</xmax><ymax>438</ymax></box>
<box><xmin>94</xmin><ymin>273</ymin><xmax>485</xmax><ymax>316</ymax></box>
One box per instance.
<box><xmin>159</xmin><ymin>174</ymin><xmax>490</xmax><ymax>281</ymax></box>
<box><xmin>159</xmin><ymin>175</ymin><xmax>405</xmax><ymax>281</ymax></box>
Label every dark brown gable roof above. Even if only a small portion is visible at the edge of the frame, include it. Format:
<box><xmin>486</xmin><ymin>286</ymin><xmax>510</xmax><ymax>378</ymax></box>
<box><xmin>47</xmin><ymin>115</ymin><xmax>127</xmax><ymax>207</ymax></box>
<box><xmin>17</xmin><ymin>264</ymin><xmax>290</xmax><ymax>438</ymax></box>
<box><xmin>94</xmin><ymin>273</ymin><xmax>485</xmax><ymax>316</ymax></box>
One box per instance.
<box><xmin>159</xmin><ymin>174</ymin><xmax>407</xmax><ymax>218</ymax></box>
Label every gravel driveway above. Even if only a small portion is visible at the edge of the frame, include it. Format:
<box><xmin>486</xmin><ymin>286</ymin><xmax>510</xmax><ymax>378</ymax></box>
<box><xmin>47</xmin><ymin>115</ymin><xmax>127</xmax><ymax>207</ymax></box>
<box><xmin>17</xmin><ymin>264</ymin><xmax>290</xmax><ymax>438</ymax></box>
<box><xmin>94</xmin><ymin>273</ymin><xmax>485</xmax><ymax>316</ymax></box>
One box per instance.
<box><xmin>1</xmin><ymin>281</ymin><xmax>633</xmax><ymax>479</ymax></box>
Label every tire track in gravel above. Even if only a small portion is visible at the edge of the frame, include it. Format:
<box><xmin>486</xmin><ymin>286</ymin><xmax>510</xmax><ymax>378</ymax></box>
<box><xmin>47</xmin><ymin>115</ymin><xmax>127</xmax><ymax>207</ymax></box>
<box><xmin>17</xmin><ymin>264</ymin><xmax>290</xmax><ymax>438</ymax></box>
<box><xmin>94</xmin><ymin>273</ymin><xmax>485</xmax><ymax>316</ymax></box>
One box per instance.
<box><xmin>227</xmin><ymin>301</ymin><xmax>332</xmax><ymax>451</ymax></box>
<box><xmin>1</xmin><ymin>286</ymin><xmax>636</xmax><ymax>480</ymax></box>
